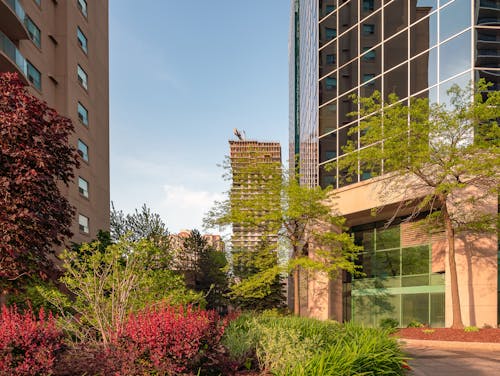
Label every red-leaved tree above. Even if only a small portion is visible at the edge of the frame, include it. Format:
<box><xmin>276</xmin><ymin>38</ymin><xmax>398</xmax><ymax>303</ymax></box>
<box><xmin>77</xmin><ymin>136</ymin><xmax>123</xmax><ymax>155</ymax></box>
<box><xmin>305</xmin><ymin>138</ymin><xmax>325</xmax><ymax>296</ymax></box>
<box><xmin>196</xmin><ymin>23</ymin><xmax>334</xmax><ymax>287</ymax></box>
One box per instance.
<box><xmin>0</xmin><ymin>72</ymin><xmax>79</xmax><ymax>293</ymax></box>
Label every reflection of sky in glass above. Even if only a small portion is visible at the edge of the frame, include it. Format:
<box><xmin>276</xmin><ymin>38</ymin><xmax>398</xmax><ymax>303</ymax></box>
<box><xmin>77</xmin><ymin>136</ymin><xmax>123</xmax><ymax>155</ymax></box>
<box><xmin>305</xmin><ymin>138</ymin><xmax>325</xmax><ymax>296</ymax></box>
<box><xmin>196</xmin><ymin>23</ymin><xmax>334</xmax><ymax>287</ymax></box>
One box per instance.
<box><xmin>439</xmin><ymin>71</ymin><xmax>472</xmax><ymax>107</ymax></box>
<box><xmin>416</xmin><ymin>0</ymin><xmax>438</xmax><ymax>12</ymax></box>
<box><xmin>439</xmin><ymin>0</ymin><xmax>471</xmax><ymax>42</ymax></box>
<box><xmin>439</xmin><ymin>31</ymin><xmax>471</xmax><ymax>81</ymax></box>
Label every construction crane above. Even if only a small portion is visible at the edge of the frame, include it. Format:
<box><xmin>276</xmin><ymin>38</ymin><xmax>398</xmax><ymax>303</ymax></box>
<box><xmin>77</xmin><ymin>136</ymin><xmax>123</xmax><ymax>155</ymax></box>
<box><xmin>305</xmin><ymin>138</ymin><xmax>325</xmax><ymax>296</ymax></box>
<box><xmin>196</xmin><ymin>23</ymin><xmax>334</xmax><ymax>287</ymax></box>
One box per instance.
<box><xmin>233</xmin><ymin>128</ymin><xmax>246</xmax><ymax>141</ymax></box>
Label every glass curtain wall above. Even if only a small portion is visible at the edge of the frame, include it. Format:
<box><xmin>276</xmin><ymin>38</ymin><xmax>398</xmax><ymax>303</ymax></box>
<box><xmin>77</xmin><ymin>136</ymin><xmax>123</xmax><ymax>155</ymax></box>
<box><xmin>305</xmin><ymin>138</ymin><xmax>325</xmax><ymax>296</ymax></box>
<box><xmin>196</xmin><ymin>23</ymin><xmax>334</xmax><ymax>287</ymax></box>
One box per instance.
<box><xmin>317</xmin><ymin>0</ymin><xmax>482</xmax><ymax>189</ymax></box>
<box><xmin>345</xmin><ymin>222</ymin><xmax>445</xmax><ymax>327</ymax></box>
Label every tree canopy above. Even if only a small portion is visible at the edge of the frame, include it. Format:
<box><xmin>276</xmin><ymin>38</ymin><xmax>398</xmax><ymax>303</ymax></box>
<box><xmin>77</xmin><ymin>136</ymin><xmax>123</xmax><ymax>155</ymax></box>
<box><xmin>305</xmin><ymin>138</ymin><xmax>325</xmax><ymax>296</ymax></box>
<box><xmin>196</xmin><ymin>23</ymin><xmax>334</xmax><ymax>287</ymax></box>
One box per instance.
<box><xmin>336</xmin><ymin>80</ymin><xmax>500</xmax><ymax>328</ymax></box>
<box><xmin>0</xmin><ymin>73</ymin><xmax>79</xmax><ymax>287</ymax></box>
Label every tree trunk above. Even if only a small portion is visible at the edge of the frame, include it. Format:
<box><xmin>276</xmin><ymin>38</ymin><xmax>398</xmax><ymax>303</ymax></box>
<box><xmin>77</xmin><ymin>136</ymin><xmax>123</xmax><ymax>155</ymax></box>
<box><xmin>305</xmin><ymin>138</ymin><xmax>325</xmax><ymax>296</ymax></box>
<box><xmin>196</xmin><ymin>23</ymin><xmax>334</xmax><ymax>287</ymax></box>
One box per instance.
<box><xmin>0</xmin><ymin>289</ymin><xmax>7</xmax><ymax>308</ymax></box>
<box><xmin>293</xmin><ymin>266</ymin><xmax>300</xmax><ymax>316</ymax></box>
<box><xmin>442</xmin><ymin>201</ymin><xmax>464</xmax><ymax>329</ymax></box>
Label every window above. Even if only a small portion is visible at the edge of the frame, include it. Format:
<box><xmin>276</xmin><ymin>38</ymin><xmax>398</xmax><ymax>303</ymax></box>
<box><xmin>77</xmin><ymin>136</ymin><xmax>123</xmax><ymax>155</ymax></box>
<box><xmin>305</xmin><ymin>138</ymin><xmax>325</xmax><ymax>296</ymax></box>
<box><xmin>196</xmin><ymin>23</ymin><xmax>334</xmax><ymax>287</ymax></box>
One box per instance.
<box><xmin>25</xmin><ymin>17</ymin><xmax>41</xmax><ymax>48</ymax></box>
<box><xmin>326</xmin><ymin>77</ymin><xmax>337</xmax><ymax>90</ymax></box>
<box><xmin>78</xmin><ymin>177</ymin><xmax>89</xmax><ymax>198</ymax></box>
<box><xmin>363</xmin><ymin>0</ymin><xmax>374</xmax><ymax>12</ymax></box>
<box><xmin>326</xmin><ymin>54</ymin><xmax>336</xmax><ymax>65</ymax></box>
<box><xmin>78</xmin><ymin>139</ymin><xmax>89</xmax><ymax>162</ymax></box>
<box><xmin>325</xmin><ymin>5</ymin><xmax>336</xmax><ymax>15</ymax></box>
<box><xmin>77</xmin><ymin>102</ymin><xmax>88</xmax><ymax>125</ymax></box>
<box><xmin>77</xmin><ymin>27</ymin><xmax>87</xmax><ymax>53</ymax></box>
<box><xmin>325</xmin><ymin>28</ymin><xmax>337</xmax><ymax>39</ymax></box>
<box><xmin>77</xmin><ymin>0</ymin><xmax>87</xmax><ymax>17</ymax></box>
<box><xmin>79</xmin><ymin>214</ymin><xmax>89</xmax><ymax>233</ymax></box>
<box><xmin>325</xmin><ymin>151</ymin><xmax>337</xmax><ymax>160</ymax></box>
<box><xmin>363</xmin><ymin>24</ymin><xmax>375</xmax><ymax>35</ymax></box>
<box><xmin>26</xmin><ymin>61</ymin><xmax>41</xmax><ymax>90</ymax></box>
<box><xmin>362</xmin><ymin>48</ymin><xmax>376</xmax><ymax>62</ymax></box>
<box><xmin>362</xmin><ymin>73</ymin><xmax>375</xmax><ymax>83</ymax></box>
<box><xmin>77</xmin><ymin>65</ymin><xmax>88</xmax><ymax>89</ymax></box>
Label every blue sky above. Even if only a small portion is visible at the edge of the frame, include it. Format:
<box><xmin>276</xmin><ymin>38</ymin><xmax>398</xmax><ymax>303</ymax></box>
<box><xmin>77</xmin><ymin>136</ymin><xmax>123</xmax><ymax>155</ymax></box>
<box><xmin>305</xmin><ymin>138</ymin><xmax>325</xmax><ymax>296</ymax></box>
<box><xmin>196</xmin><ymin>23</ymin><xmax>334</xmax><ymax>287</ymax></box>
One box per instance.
<box><xmin>109</xmin><ymin>1</ymin><xmax>291</xmax><ymax>233</ymax></box>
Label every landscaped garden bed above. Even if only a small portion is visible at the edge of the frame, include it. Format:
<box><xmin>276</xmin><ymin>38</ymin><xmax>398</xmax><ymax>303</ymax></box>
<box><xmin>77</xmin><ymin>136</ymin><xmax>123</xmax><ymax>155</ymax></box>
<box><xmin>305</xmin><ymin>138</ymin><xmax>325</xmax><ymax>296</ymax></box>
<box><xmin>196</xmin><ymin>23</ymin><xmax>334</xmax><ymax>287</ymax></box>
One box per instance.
<box><xmin>397</xmin><ymin>327</ymin><xmax>500</xmax><ymax>343</ymax></box>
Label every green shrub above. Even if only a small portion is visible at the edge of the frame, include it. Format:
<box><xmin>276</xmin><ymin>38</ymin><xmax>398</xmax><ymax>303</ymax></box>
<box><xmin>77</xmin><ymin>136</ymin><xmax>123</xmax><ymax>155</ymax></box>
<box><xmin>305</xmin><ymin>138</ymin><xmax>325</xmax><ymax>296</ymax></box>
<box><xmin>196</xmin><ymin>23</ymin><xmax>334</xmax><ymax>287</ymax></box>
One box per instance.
<box><xmin>379</xmin><ymin>318</ymin><xmax>399</xmax><ymax>331</ymax></box>
<box><xmin>407</xmin><ymin>320</ymin><xmax>425</xmax><ymax>328</ymax></box>
<box><xmin>464</xmin><ymin>326</ymin><xmax>479</xmax><ymax>332</ymax></box>
<box><xmin>422</xmin><ymin>329</ymin><xmax>435</xmax><ymax>334</ymax></box>
<box><xmin>223</xmin><ymin>314</ymin><xmax>407</xmax><ymax>375</ymax></box>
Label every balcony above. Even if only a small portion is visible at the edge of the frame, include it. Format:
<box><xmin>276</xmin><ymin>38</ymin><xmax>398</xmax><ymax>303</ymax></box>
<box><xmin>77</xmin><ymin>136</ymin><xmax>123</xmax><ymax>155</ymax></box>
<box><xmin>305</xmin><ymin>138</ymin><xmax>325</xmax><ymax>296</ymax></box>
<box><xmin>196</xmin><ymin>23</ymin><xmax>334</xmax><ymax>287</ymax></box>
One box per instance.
<box><xmin>0</xmin><ymin>30</ymin><xmax>28</xmax><ymax>83</ymax></box>
<box><xmin>0</xmin><ymin>0</ymin><xmax>29</xmax><ymax>41</ymax></box>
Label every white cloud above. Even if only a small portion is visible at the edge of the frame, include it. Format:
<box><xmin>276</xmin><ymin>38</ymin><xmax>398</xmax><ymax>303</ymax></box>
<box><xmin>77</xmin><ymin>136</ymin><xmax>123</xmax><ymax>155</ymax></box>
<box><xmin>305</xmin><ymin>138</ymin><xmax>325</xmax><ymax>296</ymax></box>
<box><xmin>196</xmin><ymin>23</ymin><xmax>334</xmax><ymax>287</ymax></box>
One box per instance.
<box><xmin>160</xmin><ymin>185</ymin><xmax>223</xmax><ymax>232</ymax></box>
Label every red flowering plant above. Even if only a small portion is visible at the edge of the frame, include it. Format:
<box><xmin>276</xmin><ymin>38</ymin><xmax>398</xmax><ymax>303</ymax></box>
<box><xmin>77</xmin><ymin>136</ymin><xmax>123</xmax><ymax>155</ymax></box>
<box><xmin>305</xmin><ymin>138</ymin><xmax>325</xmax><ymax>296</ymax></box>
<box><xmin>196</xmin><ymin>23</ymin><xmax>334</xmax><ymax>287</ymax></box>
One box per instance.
<box><xmin>0</xmin><ymin>305</ymin><xmax>64</xmax><ymax>376</ymax></box>
<box><xmin>105</xmin><ymin>304</ymin><xmax>235</xmax><ymax>376</ymax></box>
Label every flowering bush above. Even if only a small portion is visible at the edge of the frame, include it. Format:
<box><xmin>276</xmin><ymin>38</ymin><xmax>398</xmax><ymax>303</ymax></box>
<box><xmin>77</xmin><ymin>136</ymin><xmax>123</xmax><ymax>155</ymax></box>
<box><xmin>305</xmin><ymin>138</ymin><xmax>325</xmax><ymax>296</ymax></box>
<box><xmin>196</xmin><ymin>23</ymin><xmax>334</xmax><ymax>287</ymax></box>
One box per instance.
<box><xmin>0</xmin><ymin>306</ymin><xmax>64</xmax><ymax>376</ymax></box>
<box><xmin>106</xmin><ymin>305</ymin><xmax>234</xmax><ymax>375</ymax></box>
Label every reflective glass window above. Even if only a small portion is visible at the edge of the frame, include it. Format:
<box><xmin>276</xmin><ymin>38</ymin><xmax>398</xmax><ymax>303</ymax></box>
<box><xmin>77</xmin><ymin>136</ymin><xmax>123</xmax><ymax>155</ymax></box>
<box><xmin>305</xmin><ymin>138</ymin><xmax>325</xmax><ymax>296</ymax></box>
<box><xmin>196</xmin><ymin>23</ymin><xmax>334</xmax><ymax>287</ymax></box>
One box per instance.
<box><xmin>440</xmin><ymin>0</ymin><xmax>471</xmax><ymax>42</ymax></box>
<box><xmin>326</xmin><ymin>54</ymin><xmax>336</xmax><ymax>65</ymax></box>
<box><xmin>384</xmin><ymin>1</ymin><xmax>408</xmax><ymax>39</ymax></box>
<box><xmin>326</xmin><ymin>27</ymin><xmax>337</xmax><ymax>39</ymax></box>
<box><xmin>402</xmin><ymin>294</ymin><xmax>429</xmax><ymax>326</ymax></box>
<box><xmin>385</xmin><ymin>63</ymin><xmax>408</xmax><ymax>99</ymax></box>
<box><xmin>77</xmin><ymin>0</ymin><xmax>87</xmax><ymax>17</ymax></box>
<box><xmin>77</xmin><ymin>27</ymin><xmax>88</xmax><ymax>53</ymax></box>
<box><xmin>326</xmin><ymin>77</ymin><xmax>337</xmax><ymax>90</ymax></box>
<box><xmin>410</xmin><ymin>48</ymin><xmax>437</xmax><ymax>94</ymax></box>
<box><xmin>363</xmin><ymin>24</ymin><xmax>375</xmax><ymax>35</ymax></box>
<box><xmin>339</xmin><ymin>26</ymin><xmax>358</xmax><ymax>65</ymax></box>
<box><xmin>339</xmin><ymin>60</ymin><xmax>358</xmax><ymax>95</ymax></box>
<box><xmin>77</xmin><ymin>102</ymin><xmax>88</xmax><ymax>125</ymax></box>
<box><xmin>362</xmin><ymin>47</ymin><xmax>376</xmax><ymax>62</ymax></box>
<box><xmin>78</xmin><ymin>214</ymin><xmax>89</xmax><ymax>233</ymax></box>
<box><xmin>78</xmin><ymin>177</ymin><xmax>89</xmax><ymax>198</ymax></box>
<box><xmin>363</xmin><ymin>0</ymin><xmax>375</xmax><ymax>12</ymax></box>
<box><xmin>384</xmin><ymin>31</ymin><xmax>408</xmax><ymax>70</ymax></box>
<box><xmin>376</xmin><ymin>226</ymin><xmax>400</xmax><ymax>250</ymax></box>
<box><xmin>339</xmin><ymin>0</ymin><xmax>358</xmax><ymax>32</ymax></box>
<box><xmin>25</xmin><ymin>17</ymin><xmax>41</xmax><ymax>48</ymax></box>
<box><xmin>77</xmin><ymin>65</ymin><xmax>88</xmax><ymax>89</ymax></box>
<box><xmin>78</xmin><ymin>139</ymin><xmax>89</xmax><ymax>162</ymax></box>
<box><xmin>402</xmin><ymin>246</ymin><xmax>429</xmax><ymax>275</ymax></box>
<box><xmin>439</xmin><ymin>31</ymin><xmax>471</xmax><ymax>82</ymax></box>
<box><xmin>27</xmin><ymin>61</ymin><xmax>41</xmax><ymax>90</ymax></box>
<box><xmin>411</xmin><ymin>0</ymin><xmax>438</xmax><ymax>24</ymax></box>
<box><xmin>410</xmin><ymin>12</ymin><xmax>437</xmax><ymax>57</ymax></box>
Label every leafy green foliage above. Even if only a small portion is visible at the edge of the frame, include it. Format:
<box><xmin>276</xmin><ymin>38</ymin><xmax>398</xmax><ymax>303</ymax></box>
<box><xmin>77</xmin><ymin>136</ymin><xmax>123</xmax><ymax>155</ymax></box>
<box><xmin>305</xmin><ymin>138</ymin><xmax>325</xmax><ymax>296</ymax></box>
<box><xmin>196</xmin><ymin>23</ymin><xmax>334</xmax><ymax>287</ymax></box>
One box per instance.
<box><xmin>379</xmin><ymin>317</ymin><xmax>399</xmax><ymax>331</ymax></box>
<box><xmin>39</xmin><ymin>237</ymin><xmax>203</xmax><ymax>344</ymax></box>
<box><xmin>464</xmin><ymin>326</ymin><xmax>479</xmax><ymax>332</ymax></box>
<box><xmin>222</xmin><ymin>313</ymin><xmax>407</xmax><ymax>375</ymax></box>
<box><xmin>205</xmin><ymin>152</ymin><xmax>361</xmax><ymax>313</ymax></box>
<box><xmin>334</xmin><ymin>80</ymin><xmax>499</xmax><ymax>329</ymax></box>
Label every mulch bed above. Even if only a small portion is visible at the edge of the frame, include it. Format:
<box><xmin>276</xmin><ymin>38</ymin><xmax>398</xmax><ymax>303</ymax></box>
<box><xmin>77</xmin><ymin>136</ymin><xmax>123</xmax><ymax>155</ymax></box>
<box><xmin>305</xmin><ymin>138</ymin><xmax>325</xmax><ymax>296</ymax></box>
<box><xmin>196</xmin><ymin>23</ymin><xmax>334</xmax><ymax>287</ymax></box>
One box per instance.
<box><xmin>396</xmin><ymin>328</ymin><xmax>500</xmax><ymax>343</ymax></box>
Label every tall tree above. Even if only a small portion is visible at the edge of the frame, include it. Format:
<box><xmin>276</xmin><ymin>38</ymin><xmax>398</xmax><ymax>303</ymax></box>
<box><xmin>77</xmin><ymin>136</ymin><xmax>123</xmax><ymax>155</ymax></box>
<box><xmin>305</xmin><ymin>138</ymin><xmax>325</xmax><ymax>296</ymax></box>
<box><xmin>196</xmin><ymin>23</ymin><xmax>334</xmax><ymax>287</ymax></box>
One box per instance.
<box><xmin>0</xmin><ymin>73</ymin><xmax>79</xmax><ymax>296</ymax></box>
<box><xmin>337</xmin><ymin>81</ymin><xmax>500</xmax><ymax>328</ymax></box>
<box><xmin>110</xmin><ymin>203</ymin><xmax>171</xmax><ymax>256</ymax></box>
<box><xmin>175</xmin><ymin>230</ymin><xmax>229</xmax><ymax>312</ymax></box>
<box><xmin>204</xmin><ymin>155</ymin><xmax>360</xmax><ymax>315</ymax></box>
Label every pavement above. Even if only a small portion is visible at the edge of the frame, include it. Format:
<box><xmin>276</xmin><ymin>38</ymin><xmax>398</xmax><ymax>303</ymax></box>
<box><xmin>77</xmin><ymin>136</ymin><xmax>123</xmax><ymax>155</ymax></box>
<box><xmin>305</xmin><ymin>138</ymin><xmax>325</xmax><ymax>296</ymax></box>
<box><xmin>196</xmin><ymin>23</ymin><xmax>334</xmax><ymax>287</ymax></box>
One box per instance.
<box><xmin>402</xmin><ymin>340</ymin><xmax>500</xmax><ymax>376</ymax></box>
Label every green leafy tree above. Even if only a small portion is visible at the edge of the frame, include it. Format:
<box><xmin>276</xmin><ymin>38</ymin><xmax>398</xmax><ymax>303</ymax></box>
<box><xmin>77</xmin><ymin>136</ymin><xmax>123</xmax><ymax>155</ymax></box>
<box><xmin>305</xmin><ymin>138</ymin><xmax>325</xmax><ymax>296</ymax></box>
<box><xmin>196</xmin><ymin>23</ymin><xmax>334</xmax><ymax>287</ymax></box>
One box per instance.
<box><xmin>336</xmin><ymin>81</ymin><xmax>500</xmax><ymax>328</ymax></box>
<box><xmin>176</xmin><ymin>230</ymin><xmax>229</xmax><ymax>312</ymax></box>
<box><xmin>39</xmin><ymin>237</ymin><xmax>203</xmax><ymax>344</ymax></box>
<box><xmin>111</xmin><ymin>203</ymin><xmax>170</xmax><ymax>247</ymax></box>
<box><xmin>205</xmin><ymin>154</ymin><xmax>360</xmax><ymax>315</ymax></box>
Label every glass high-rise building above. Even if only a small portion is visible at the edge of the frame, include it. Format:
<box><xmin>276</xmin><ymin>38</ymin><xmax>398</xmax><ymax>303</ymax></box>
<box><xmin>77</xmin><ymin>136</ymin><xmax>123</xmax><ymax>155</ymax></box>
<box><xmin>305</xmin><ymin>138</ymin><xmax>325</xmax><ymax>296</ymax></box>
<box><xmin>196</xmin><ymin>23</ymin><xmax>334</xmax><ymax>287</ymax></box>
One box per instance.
<box><xmin>290</xmin><ymin>0</ymin><xmax>499</xmax><ymax>327</ymax></box>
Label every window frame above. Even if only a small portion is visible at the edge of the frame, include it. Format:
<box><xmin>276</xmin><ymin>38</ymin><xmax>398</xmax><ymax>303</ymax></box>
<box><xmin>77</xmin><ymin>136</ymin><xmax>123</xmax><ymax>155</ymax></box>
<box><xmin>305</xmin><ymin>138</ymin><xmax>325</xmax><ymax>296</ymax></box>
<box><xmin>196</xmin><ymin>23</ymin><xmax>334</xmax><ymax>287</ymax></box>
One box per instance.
<box><xmin>26</xmin><ymin>61</ymin><xmax>41</xmax><ymax>91</ymax></box>
<box><xmin>77</xmin><ymin>139</ymin><xmax>89</xmax><ymax>162</ymax></box>
<box><xmin>78</xmin><ymin>213</ymin><xmax>89</xmax><ymax>234</ymax></box>
<box><xmin>77</xmin><ymin>64</ymin><xmax>88</xmax><ymax>90</ymax></box>
<box><xmin>77</xmin><ymin>101</ymin><xmax>89</xmax><ymax>125</ymax></box>
<box><xmin>25</xmin><ymin>16</ymin><xmax>41</xmax><ymax>48</ymax></box>
<box><xmin>77</xmin><ymin>0</ymin><xmax>87</xmax><ymax>17</ymax></box>
<box><xmin>77</xmin><ymin>27</ymin><xmax>88</xmax><ymax>53</ymax></box>
<box><xmin>78</xmin><ymin>176</ymin><xmax>89</xmax><ymax>198</ymax></box>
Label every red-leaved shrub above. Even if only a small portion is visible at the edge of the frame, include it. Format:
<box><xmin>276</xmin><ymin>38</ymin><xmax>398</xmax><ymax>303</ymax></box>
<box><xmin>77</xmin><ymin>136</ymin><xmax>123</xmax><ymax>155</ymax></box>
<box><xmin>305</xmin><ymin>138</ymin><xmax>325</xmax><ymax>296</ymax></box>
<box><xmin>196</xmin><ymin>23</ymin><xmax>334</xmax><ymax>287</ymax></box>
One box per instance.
<box><xmin>0</xmin><ymin>306</ymin><xmax>64</xmax><ymax>376</ymax></box>
<box><xmin>106</xmin><ymin>305</ymin><xmax>233</xmax><ymax>375</ymax></box>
